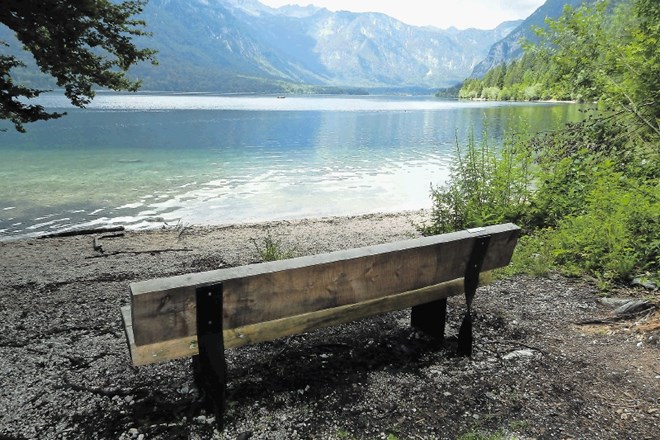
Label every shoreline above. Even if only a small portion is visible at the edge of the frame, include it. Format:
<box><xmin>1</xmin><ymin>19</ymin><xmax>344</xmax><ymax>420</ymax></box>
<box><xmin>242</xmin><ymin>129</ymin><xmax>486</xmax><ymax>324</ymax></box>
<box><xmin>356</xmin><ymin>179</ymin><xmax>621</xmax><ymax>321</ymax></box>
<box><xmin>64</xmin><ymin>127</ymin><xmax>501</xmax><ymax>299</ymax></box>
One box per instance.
<box><xmin>0</xmin><ymin>208</ymin><xmax>433</xmax><ymax>244</ymax></box>
<box><xmin>0</xmin><ymin>209</ymin><xmax>432</xmax><ymax>287</ymax></box>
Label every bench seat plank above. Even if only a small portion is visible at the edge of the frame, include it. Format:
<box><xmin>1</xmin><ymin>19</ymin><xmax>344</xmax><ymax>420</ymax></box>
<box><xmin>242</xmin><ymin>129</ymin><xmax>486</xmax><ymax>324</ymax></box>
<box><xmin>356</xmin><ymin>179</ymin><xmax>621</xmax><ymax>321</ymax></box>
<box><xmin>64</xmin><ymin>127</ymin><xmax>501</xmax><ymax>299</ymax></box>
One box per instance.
<box><xmin>129</xmin><ymin>223</ymin><xmax>519</xmax><ymax>347</ymax></box>
<box><xmin>123</xmin><ymin>273</ymin><xmax>496</xmax><ymax>365</ymax></box>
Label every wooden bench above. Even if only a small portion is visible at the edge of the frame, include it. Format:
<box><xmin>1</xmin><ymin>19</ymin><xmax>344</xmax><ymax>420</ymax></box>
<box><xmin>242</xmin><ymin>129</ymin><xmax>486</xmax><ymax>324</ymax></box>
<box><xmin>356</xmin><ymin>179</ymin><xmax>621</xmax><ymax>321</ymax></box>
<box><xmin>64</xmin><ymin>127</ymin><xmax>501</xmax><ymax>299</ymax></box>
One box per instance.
<box><xmin>121</xmin><ymin>223</ymin><xmax>520</xmax><ymax>428</ymax></box>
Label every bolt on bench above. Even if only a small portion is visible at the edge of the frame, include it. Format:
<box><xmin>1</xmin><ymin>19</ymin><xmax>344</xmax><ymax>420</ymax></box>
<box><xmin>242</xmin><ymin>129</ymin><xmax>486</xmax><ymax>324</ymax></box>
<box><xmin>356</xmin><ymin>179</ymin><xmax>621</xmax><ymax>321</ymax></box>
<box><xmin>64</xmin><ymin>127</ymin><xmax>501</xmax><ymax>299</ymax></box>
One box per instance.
<box><xmin>121</xmin><ymin>223</ymin><xmax>520</xmax><ymax>428</ymax></box>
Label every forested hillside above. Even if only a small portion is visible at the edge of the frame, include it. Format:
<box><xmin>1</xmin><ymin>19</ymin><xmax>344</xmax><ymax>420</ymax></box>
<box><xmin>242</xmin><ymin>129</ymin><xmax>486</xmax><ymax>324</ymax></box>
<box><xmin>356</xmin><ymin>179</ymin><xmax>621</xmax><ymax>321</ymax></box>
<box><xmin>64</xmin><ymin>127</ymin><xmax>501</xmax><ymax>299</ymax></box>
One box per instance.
<box><xmin>459</xmin><ymin>0</ymin><xmax>657</xmax><ymax>107</ymax></box>
<box><xmin>428</xmin><ymin>0</ymin><xmax>659</xmax><ymax>288</ymax></box>
<box><xmin>469</xmin><ymin>0</ymin><xmax>586</xmax><ymax>78</ymax></box>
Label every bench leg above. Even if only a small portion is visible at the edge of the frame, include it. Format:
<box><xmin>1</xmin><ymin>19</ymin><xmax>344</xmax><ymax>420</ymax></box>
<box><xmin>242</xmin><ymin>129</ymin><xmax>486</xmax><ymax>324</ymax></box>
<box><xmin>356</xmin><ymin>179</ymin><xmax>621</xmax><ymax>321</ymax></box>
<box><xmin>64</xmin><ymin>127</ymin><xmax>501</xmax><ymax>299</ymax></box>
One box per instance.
<box><xmin>411</xmin><ymin>298</ymin><xmax>447</xmax><ymax>340</ymax></box>
<box><xmin>194</xmin><ymin>284</ymin><xmax>226</xmax><ymax>430</ymax></box>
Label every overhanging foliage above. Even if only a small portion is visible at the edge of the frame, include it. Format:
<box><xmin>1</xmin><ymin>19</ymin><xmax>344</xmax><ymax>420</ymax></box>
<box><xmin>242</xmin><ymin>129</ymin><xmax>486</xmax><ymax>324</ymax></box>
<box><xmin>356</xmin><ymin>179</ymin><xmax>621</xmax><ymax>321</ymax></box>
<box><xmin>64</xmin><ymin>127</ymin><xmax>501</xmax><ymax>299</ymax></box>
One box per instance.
<box><xmin>0</xmin><ymin>0</ymin><xmax>156</xmax><ymax>132</ymax></box>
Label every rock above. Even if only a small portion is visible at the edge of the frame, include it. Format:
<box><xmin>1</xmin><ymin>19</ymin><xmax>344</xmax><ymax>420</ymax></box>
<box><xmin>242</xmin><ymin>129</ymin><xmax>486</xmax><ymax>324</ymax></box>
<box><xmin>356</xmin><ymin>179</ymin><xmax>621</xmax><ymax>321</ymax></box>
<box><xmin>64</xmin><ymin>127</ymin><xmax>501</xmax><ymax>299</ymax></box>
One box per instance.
<box><xmin>614</xmin><ymin>300</ymin><xmax>653</xmax><ymax>316</ymax></box>
<box><xmin>631</xmin><ymin>277</ymin><xmax>658</xmax><ymax>290</ymax></box>
<box><xmin>599</xmin><ymin>298</ymin><xmax>633</xmax><ymax>308</ymax></box>
<box><xmin>503</xmin><ymin>349</ymin><xmax>538</xmax><ymax>360</ymax></box>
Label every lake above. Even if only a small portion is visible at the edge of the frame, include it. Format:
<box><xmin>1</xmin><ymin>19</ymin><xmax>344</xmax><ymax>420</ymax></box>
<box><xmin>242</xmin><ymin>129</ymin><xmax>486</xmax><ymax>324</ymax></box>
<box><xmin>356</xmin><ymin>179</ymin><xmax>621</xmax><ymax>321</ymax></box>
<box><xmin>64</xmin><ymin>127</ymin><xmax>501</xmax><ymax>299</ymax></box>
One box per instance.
<box><xmin>0</xmin><ymin>94</ymin><xmax>584</xmax><ymax>240</ymax></box>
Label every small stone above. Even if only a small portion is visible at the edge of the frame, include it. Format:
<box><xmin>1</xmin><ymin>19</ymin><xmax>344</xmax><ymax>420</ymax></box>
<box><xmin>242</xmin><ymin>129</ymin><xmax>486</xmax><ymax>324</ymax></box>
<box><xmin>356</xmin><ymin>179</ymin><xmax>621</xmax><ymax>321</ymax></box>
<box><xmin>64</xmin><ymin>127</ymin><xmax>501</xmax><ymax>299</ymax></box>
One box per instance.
<box><xmin>137</xmin><ymin>435</ymin><xmax>145</xmax><ymax>440</ymax></box>
<box><xmin>631</xmin><ymin>277</ymin><xmax>658</xmax><ymax>290</ymax></box>
<box><xmin>503</xmin><ymin>349</ymin><xmax>538</xmax><ymax>360</ymax></box>
<box><xmin>614</xmin><ymin>300</ymin><xmax>652</xmax><ymax>316</ymax></box>
<box><xmin>599</xmin><ymin>298</ymin><xmax>632</xmax><ymax>308</ymax></box>
<box><xmin>637</xmin><ymin>342</ymin><xmax>643</xmax><ymax>348</ymax></box>
<box><xmin>127</xmin><ymin>428</ymin><xmax>138</xmax><ymax>437</ymax></box>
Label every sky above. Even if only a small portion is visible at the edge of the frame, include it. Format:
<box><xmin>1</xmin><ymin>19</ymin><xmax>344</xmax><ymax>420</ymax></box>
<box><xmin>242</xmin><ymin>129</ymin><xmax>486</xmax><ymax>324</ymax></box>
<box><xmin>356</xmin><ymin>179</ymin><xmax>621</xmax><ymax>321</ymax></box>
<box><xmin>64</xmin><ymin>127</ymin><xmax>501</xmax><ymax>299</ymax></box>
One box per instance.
<box><xmin>259</xmin><ymin>0</ymin><xmax>546</xmax><ymax>30</ymax></box>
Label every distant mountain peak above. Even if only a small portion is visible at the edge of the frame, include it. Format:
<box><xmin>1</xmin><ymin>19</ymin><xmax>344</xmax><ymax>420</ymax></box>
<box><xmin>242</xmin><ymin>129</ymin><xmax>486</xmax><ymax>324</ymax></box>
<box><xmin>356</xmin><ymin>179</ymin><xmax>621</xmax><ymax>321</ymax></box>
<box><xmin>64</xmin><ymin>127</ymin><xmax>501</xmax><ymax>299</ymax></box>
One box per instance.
<box><xmin>274</xmin><ymin>4</ymin><xmax>324</xmax><ymax>18</ymax></box>
<box><xmin>0</xmin><ymin>0</ymin><xmax>554</xmax><ymax>93</ymax></box>
<box><xmin>224</xmin><ymin>0</ymin><xmax>273</xmax><ymax>16</ymax></box>
<box><xmin>471</xmin><ymin>0</ymin><xmax>593</xmax><ymax>78</ymax></box>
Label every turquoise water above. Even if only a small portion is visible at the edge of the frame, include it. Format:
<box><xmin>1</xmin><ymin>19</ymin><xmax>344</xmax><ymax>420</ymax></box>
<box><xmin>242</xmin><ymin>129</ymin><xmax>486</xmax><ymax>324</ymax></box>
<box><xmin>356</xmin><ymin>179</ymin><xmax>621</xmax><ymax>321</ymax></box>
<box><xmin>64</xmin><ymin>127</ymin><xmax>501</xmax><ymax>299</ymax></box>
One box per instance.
<box><xmin>0</xmin><ymin>94</ymin><xmax>584</xmax><ymax>240</ymax></box>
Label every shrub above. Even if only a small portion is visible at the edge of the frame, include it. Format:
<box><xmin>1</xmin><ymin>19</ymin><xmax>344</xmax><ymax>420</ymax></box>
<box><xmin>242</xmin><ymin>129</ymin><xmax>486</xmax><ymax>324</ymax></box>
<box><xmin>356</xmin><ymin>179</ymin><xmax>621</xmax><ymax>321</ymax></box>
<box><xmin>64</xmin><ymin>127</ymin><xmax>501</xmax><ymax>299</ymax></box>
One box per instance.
<box><xmin>251</xmin><ymin>233</ymin><xmax>296</xmax><ymax>262</ymax></box>
<box><xmin>546</xmin><ymin>166</ymin><xmax>659</xmax><ymax>284</ymax></box>
<box><xmin>420</xmin><ymin>131</ymin><xmax>534</xmax><ymax>235</ymax></box>
<box><xmin>481</xmin><ymin>87</ymin><xmax>501</xmax><ymax>100</ymax></box>
<box><xmin>421</xmin><ymin>118</ymin><xmax>659</xmax><ymax>287</ymax></box>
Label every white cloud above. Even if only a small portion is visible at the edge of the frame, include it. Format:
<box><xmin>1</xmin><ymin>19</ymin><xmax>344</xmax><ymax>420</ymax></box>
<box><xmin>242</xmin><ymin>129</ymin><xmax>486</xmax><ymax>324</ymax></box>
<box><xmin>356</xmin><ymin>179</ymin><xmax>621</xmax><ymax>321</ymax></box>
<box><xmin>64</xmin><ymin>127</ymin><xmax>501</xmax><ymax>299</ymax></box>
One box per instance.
<box><xmin>259</xmin><ymin>0</ymin><xmax>546</xmax><ymax>29</ymax></box>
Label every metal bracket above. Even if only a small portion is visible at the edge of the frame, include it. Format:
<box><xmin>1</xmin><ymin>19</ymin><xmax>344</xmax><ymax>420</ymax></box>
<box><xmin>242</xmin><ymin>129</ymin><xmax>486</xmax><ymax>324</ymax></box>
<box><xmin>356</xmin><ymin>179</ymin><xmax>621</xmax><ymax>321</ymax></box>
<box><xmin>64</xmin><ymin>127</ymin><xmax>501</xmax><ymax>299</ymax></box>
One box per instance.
<box><xmin>457</xmin><ymin>235</ymin><xmax>491</xmax><ymax>356</ymax></box>
<box><xmin>192</xmin><ymin>283</ymin><xmax>226</xmax><ymax>429</ymax></box>
<box><xmin>465</xmin><ymin>236</ymin><xmax>491</xmax><ymax>307</ymax></box>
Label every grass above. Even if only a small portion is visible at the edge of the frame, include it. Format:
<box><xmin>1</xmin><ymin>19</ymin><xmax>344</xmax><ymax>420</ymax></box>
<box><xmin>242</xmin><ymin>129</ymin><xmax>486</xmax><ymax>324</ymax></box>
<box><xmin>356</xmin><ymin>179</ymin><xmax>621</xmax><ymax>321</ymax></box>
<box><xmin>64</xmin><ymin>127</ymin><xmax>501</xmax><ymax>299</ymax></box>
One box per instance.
<box><xmin>251</xmin><ymin>232</ymin><xmax>296</xmax><ymax>262</ymax></box>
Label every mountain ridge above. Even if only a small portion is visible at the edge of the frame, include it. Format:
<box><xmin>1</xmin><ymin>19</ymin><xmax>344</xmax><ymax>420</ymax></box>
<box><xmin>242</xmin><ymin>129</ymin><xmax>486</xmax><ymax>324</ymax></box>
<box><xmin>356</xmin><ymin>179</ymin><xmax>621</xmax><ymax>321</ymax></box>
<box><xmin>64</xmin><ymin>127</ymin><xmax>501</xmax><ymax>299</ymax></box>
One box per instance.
<box><xmin>470</xmin><ymin>0</ymin><xmax>594</xmax><ymax>78</ymax></box>
<box><xmin>127</xmin><ymin>0</ymin><xmax>522</xmax><ymax>92</ymax></box>
<box><xmin>3</xmin><ymin>0</ymin><xmax>565</xmax><ymax>94</ymax></box>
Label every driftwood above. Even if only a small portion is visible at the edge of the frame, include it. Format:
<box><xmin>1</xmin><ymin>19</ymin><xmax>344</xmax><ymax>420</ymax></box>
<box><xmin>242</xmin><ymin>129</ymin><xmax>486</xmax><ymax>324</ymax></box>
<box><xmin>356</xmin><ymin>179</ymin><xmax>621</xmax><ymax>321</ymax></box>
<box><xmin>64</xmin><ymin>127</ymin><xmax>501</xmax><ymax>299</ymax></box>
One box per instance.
<box><xmin>576</xmin><ymin>305</ymin><xmax>656</xmax><ymax>325</ymax></box>
<box><xmin>93</xmin><ymin>237</ymin><xmax>104</xmax><ymax>254</ymax></box>
<box><xmin>85</xmin><ymin>248</ymin><xmax>193</xmax><ymax>259</ymax></box>
<box><xmin>99</xmin><ymin>233</ymin><xmax>125</xmax><ymax>239</ymax></box>
<box><xmin>39</xmin><ymin>226</ymin><xmax>125</xmax><ymax>239</ymax></box>
<box><xmin>93</xmin><ymin>232</ymin><xmax>126</xmax><ymax>254</ymax></box>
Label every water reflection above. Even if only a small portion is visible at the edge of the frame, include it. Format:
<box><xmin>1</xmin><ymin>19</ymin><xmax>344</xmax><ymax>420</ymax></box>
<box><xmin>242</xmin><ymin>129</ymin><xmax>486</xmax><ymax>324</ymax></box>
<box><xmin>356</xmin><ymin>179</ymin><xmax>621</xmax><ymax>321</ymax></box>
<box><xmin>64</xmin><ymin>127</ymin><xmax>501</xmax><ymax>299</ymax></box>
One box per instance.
<box><xmin>0</xmin><ymin>95</ymin><xmax>586</xmax><ymax>239</ymax></box>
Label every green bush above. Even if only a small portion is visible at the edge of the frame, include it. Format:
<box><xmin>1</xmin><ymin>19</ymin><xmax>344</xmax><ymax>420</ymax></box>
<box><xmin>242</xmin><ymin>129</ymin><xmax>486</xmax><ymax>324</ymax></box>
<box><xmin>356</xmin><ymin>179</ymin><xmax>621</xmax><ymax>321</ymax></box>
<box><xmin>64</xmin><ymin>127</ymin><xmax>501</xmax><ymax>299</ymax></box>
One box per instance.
<box><xmin>420</xmin><ymin>119</ymin><xmax>659</xmax><ymax>287</ymax></box>
<box><xmin>420</xmin><ymin>131</ymin><xmax>534</xmax><ymax>235</ymax></box>
<box><xmin>251</xmin><ymin>233</ymin><xmax>296</xmax><ymax>262</ymax></box>
<box><xmin>546</xmin><ymin>166</ymin><xmax>659</xmax><ymax>284</ymax></box>
<box><xmin>446</xmin><ymin>0</ymin><xmax>660</xmax><ymax>287</ymax></box>
<box><xmin>481</xmin><ymin>87</ymin><xmax>501</xmax><ymax>100</ymax></box>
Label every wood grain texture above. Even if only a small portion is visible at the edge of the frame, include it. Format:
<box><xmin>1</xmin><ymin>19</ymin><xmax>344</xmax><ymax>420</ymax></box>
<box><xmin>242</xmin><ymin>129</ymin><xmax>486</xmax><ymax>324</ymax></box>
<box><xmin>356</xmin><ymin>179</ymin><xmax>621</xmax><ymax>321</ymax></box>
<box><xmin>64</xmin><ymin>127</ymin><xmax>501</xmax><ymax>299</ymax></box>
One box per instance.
<box><xmin>123</xmin><ymin>274</ymin><xmax>493</xmax><ymax>365</ymax></box>
<box><xmin>130</xmin><ymin>223</ymin><xmax>520</xmax><ymax>346</ymax></box>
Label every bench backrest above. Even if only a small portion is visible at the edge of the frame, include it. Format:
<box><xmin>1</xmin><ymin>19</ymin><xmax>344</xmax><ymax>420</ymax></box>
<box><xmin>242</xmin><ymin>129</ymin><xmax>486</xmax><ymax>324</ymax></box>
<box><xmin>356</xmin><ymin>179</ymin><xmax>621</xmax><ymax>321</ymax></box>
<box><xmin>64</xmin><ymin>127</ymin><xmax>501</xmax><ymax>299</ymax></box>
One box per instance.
<box><xmin>122</xmin><ymin>223</ymin><xmax>520</xmax><ymax>365</ymax></box>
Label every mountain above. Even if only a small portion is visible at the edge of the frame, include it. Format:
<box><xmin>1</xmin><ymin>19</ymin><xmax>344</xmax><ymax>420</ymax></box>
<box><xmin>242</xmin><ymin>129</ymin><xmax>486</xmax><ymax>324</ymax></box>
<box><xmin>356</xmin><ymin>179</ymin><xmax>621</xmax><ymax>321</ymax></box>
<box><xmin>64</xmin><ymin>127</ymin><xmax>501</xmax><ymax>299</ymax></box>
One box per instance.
<box><xmin>470</xmin><ymin>0</ymin><xmax>592</xmax><ymax>78</ymax></box>
<box><xmin>127</xmin><ymin>0</ymin><xmax>522</xmax><ymax>93</ymax></box>
<box><xmin>1</xmin><ymin>0</ymin><xmax>521</xmax><ymax>93</ymax></box>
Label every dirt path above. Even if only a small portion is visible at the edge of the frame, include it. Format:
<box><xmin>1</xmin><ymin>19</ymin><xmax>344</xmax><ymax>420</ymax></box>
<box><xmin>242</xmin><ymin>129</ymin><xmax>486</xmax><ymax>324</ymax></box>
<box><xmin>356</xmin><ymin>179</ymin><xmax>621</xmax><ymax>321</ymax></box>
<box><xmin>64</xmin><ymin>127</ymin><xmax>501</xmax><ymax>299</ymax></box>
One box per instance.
<box><xmin>1</xmin><ymin>211</ymin><xmax>658</xmax><ymax>439</ymax></box>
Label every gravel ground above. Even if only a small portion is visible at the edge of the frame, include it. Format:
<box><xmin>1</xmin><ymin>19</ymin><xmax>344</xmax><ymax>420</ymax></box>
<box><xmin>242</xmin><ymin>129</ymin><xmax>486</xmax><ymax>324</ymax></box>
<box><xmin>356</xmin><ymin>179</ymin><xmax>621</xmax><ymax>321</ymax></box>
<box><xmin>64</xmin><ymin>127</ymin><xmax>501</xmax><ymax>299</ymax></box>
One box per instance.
<box><xmin>1</xmin><ymin>210</ymin><xmax>658</xmax><ymax>440</ymax></box>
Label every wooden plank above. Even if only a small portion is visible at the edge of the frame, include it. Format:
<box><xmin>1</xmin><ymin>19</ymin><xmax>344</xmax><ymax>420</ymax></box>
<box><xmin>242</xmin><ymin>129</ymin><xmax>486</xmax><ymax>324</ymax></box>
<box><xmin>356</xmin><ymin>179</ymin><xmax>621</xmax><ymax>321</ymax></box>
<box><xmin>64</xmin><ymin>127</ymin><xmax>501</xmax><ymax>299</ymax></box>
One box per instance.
<box><xmin>130</xmin><ymin>223</ymin><xmax>519</xmax><ymax>346</ymax></box>
<box><xmin>124</xmin><ymin>274</ymin><xmax>491</xmax><ymax>366</ymax></box>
